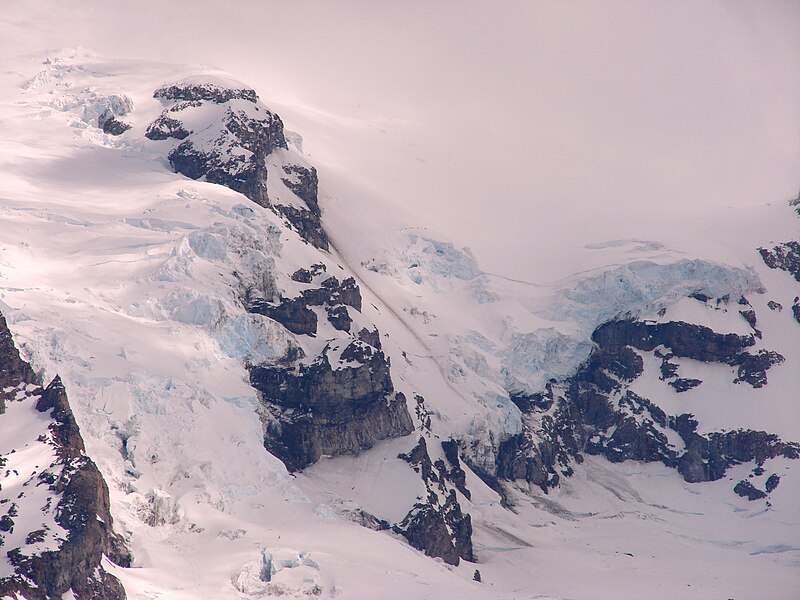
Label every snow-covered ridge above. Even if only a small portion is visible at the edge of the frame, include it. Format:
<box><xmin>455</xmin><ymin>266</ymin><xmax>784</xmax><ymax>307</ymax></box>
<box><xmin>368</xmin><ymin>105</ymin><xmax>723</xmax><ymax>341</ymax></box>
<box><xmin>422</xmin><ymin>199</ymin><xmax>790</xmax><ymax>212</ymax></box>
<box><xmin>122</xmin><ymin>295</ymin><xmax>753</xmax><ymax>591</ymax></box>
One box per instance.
<box><xmin>0</xmin><ymin>50</ymin><xmax>489</xmax><ymax>597</ymax></box>
<box><xmin>0</xmin><ymin>48</ymin><xmax>797</xmax><ymax>599</ymax></box>
<box><xmin>0</xmin><ymin>313</ymin><xmax>128</xmax><ymax>599</ymax></box>
<box><xmin>360</xmin><ymin>231</ymin><xmax>765</xmax><ymax>397</ymax></box>
<box><xmin>154</xmin><ymin>75</ymin><xmax>260</xmax><ymax>104</ymax></box>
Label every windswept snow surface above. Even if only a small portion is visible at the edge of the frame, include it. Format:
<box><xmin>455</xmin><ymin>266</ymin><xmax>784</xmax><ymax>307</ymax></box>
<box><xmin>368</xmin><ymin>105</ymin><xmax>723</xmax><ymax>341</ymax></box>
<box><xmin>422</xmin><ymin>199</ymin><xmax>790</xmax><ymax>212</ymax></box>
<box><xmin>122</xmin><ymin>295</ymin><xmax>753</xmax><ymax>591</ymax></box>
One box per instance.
<box><xmin>0</xmin><ymin>5</ymin><xmax>799</xmax><ymax>599</ymax></box>
<box><xmin>0</xmin><ymin>51</ymin><xmax>506</xmax><ymax>600</ymax></box>
<box><xmin>0</xmin><ymin>49</ymin><xmax>797</xmax><ymax>600</ymax></box>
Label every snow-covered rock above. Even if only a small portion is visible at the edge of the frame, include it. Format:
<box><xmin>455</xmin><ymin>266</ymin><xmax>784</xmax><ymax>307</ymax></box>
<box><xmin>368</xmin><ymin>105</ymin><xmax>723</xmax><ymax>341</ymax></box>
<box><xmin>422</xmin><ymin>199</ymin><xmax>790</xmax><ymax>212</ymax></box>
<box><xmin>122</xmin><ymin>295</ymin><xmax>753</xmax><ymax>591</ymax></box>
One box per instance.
<box><xmin>0</xmin><ymin>46</ymin><xmax>797</xmax><ymax>600</ymax></box>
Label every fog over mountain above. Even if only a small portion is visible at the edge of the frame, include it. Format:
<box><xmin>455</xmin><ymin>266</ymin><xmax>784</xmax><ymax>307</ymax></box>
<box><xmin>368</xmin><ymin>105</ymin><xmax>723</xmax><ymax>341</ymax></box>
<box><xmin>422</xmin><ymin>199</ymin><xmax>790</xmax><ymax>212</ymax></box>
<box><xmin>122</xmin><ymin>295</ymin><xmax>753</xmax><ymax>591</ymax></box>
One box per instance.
<box><xmin>6</xmin><ymin>1</ymin><xmax>799</xmax><ymax>278</ymax></box>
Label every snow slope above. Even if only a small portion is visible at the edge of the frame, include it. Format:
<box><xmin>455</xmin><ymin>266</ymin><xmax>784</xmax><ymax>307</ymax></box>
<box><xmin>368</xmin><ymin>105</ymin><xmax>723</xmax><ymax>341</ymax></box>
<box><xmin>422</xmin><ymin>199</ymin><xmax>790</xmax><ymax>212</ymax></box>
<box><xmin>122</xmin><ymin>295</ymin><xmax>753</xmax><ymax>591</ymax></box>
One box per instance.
<box><xmin>0</xmin><ymin>50</ymin><xmax>511</xmax><ymax>600</ymax></box>
<box><xmin>2</xmin><ymin>0</ymin><xmax>800</xmax><ymax>590</ymax></box>
<box><xmin>0</xmin><ymin>46</ymin><xmax>797</xmax><ymax>600</ymax></box>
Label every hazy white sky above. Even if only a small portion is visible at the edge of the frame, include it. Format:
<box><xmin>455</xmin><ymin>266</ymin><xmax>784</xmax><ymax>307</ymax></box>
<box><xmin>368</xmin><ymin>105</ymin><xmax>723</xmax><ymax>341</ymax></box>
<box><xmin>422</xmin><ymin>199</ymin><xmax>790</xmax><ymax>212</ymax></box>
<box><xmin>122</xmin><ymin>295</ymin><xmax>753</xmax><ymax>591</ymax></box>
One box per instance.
<box><xmin>4</xmin><ymin>0</ymin><xmax>799</xmax><ymax>279</ymax></box>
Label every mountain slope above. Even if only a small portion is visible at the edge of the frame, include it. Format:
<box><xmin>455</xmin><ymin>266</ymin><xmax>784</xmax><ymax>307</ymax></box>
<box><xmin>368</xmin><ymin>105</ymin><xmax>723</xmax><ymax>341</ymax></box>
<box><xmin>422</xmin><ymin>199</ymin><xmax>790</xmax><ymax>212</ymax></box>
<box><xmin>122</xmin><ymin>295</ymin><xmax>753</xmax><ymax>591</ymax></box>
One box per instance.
<box><xmin>0</xmin><ymin>49</ymin><xmax>797</xmax><ymax>600</ymax></box>
<box><xmin>0</xmin><ymin>313</ymin><xmax>129</xmax><ymax>600</ymax></box>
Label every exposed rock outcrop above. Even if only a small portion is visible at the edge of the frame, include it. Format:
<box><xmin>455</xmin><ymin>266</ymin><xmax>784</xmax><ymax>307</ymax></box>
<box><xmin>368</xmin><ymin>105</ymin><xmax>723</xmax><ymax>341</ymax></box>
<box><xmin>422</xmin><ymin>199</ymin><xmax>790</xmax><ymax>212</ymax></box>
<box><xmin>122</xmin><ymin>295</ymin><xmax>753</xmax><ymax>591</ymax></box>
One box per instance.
<box><xmin>0</xmin><ymin>314</ymin><xmax>37</xmax><ymax>414</ymax></box>
<box><xmin>589</xmin><ymin>319</ymin><xmax>783</xmax><ymax>389</ymax></box>
<box><xmin>574</xmin><ymin>319</ymin><xmax>794</xmax><ymax>482</ymax></box>
<box><xmin>98</xmin><ymin>109</ymin><xmax>131</xmax><ymax>135</ymax></box>
<box><xmin>146</xmin><ymin>80</ymin><xmax>329</xmax><ymax>249</ymax></box>
<box><xmin>395</xmin><ymin>438</ymin><xmax>474</xmax><ymax>566</ymax></box>
<box><xmin>281</xmin><ymin>165</ymin><xmax>320</xmax><ymax>214</ymax></box>
<box><xmin>0</xmin><ymin>314</ymin><xmax>129</xmax><ymax>600</ymax></box>
<box><xmin>732</xmin><ymin>468</ymin><xmax>782</xmax><ymax>503</ymax></box>
<box><xmin>154</xmin><ymin>81</ymin><xmax>259</xmax><ymax>104</ymax></box>
<box><xmin>250</xmin><ymin>339</ymin><xmax>413</xmax><ymax>471</ymax></box>
<box><xmin>733</xmin><ymin>480</ymin><xmax>767</xmax><ymax>501</ymax></box>
<box><xmin>440</xmin><ymin>440</ymin><xmax>471</xmax><ymax>501</ymax></box>
<box><xmin>759</xmin><ymin>241</ymin><xmax>800</xmax><ymax>283</ymax></box>
<box><xmin>92</xmin><ymin>94</ymin><xmax>133</xmax><ymax>137</ymax></box>
<box><xmin>273</xmin><ymin>203</ymin><xmax>328</xmax><ymax>252</ymax></box>
<box><xmin>245</xmin><ymin>259</ymin><xmax>414</xmax><ymax>472</ymax></box>
<box><xmin>469</xmin><ymin>390</ymin><xmax>582</xmax><ymax>498</ymax></box>
<box><xmin>167</xmin><ymin>107</ymin><xmax>285</xmax><ymax>209</ymax></box>
<box><xmin>275</xmin><ymin>164</ymin><xmax>327</xmax><ymax>250</ymax></box>
<box><xmin>144</xmin><ymin>114</ymin><xmax>189</xmax><ymax>140</ymax></box>
<box><xmin>670</xmin><ymin>415</ymin><xmax>798</xmax><ymax>483</ymax></box>
<box><xmin>246</xmin><ymin>273</ymin><xmax>361</xmax><ymax>336</ymax></box>
<box><xmin>471</xmin><ymin>313</ymin><xmax>797</xmax><ymax>496</ymax></box>
<box><xmin>248</xmin><ymin>295</ymin><xmax>318</xmax><ymax>336</ymax></box>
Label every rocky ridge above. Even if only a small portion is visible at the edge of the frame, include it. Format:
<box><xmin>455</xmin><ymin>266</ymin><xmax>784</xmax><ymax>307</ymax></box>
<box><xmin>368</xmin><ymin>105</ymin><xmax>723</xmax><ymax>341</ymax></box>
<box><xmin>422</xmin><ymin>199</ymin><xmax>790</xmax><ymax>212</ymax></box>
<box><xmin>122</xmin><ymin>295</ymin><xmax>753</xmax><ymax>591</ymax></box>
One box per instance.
<box><xmin>0</xmin><ymin>313</ymin><xmax>130</xmax><ymax>600</ymax></box>
<box><xmin>459</xmin><ymin>294</ymin><xmax>800</xmax><ymax>503</ymax></box>
<box><xmin>395</xmin><ymin>437</ymin><xmax>474</xmax><ymax>566</ymax></box>
<box><xmin>0</xmin><ymin>45</ymin><xmax>797</xmax><ymax>599</ymax></box>
<box><xmin>249</xmin><ymin>338</ymin><xmax>414</xmax><ymax>472</ymax></box>
<box><xmin>143</xmin><ymin>78</ymin><xmax>480</xmax><ymax>563</ymax></box>
<box><xmin>146</xmin><ymin>79</ymin><xmax>328</xmax><ymax>249</ymax></box>
<box><xmin>142</xmin><ymin>77</ymin><xmax>800</xmax><ymax>565</ymax></box>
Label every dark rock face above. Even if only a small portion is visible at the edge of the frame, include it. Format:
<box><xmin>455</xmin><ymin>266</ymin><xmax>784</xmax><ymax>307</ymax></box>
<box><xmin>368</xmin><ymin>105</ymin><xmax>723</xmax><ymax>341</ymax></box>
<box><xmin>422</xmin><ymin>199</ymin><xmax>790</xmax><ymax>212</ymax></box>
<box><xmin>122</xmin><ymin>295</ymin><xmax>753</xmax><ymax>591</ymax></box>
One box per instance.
<box><xmin>326</xmin><ymin>304</ymin><xmax>352</xmax><ymax>332</ymax></box>
<box><xmin>0</xmin><ymin>314</ymin><xmax>37</xmax><ymax>414</ymax></box>
<box><xmin>395</xmin><ymin>438</ymin><xmax>474</xmax><ymax>566</ymax></box>
<box><xmin>98</xmin><ymin>109</ymin><xmax>131</xmax><ymax>136</ymax></box>
<box><xmin>690</xmin><ymin>292</ymin><xmax>712</xmax><ymax>303</ymax></box>
<box><xmin>585</xmin><ymin>391</ymin><xmax>678</xmax><ymax>465</ymax></box>
<box><xmin>793</xmin><ymin>297</ymin><xmax>800</xmax><ymax>325</ymax></box>
<box><xmin>479</xmin><ymin>315</ymin><xmax>798</xmax><ymax>495</ymax></box>
<box><xmin>0</xmin><ymin>314</ymin><xmax>129</xmax><ymax>600</ymax></box>
<box><xmin>396</xmin><ymin>494</ymin><xmax>473</xmax><ymax>567</ymax></box>
<box><xmin>591</xmin><ymin>320</ymin><xmax>754</xmax><ymax>363</ymax></box>
<box><xmin>669</xmin><ymin>378</ymin><xmax>702</xmax><ymax>393</ymax></box>
<box><xmin>273</xmin><ymin>204</ymin><xmax>328</xmax><ymax>251</ymax></box>
<box><xmin>248</xmin><ymin>295</ymin><xmax>317</xmax><ymax>336</ymax></box>
<box><xmin>281</xmin><ymin>165</ymin><xmax>319</xmax><ymax>214</ymax></box>
<box><xmin>290</xmin><ymin>263</ymin><xmax>326</xmax><ymax>283</ymax></box>
<box><xmin>731</xmin><ymin>349</ymin><xmax>785</xmax><ymax>388</ymax></box>
<box><xmin>250</xmin><ymin>340</ymin><xmax>413</xmax><ymax>471</ymax></box>
<box><xmin>759</xmin><ymin>241</ymin><xmax>800</xmax><ymax>282</ymax></box>
<box><xmin>168</xmin><ymin>106</ymin><xmax>286</xmax><ymax>208</ymax></box>
<box><xmin>243</xmin><ymin>258</ymin><xmax>414</xmax><ymax>477</ymax></box>
<box><xmin>252</xmin><ymin>342</ymin><xmax>392</xmax><ymax>411</ymax></box>
<box><xmin>671</xmin><ymin>416</ymin><xmax>798</xmax><ymax>483</ymax></box>
<box><xmin>734</xmin><ymin>480</ymin><xmax>767</xmax><ymax>501</ymax></box>
<box><xmin>154</xmin><ymin>82</ymin><xmax>259</xmax><ymax>104</ymax></box>
<box><xmin>578</xmin><ymin>320</ymin><xmax>794</xmax><ymax>482</ymax></box>
<box><xmin>146</xmin><ymin>81</ymin><xmax>330</xmax><ymax>249</ymax></box>
<box><xmin>765</xmin><ymin>473</ymin><xmax>780</xmax><ymax>492</ymax></box>
<box><xmin>95</xmin><ymin>95</ymin><xmax>133</xmax><ymax>137</ymax></box>
<box><xmin>731</xmin><ymin>469</ymin><xmax>781</xmax><ymax>502</ymax></box>
<box><xmin>482</xmin><ymin>392</ymin><xmax>582</xmax><ymax>497</ymax></box>
<box><xmin>273</xmin><ymin>164</ymin><xmax>328</xmax><ymax>250</ymax></box>
<box><xmin>145</xmin><ymin>114</ymin><xmax>190</xmax><ymax>140</ymax></box>
<box><xmin>242</xmin><ymin>253</ymin><xmax>422</xmax><ymax>555</ymax></box>
<box><xmin>246</xmin><ymin>275</ymin><xmax>361</xmax><ymax>336</ymax></box>
<box><xmin>357</xmin><ymin>327</ymin><xmax>382</xmax><ymax>350</ymax></box>
<box><xmin>590</xmin><ymin>319</ymin><xmax>783</xmax><ymax>389</ymax></box>
<box><xmin>440</xmin><ymin>440</ymin><xmax>470</xmax><ymax>500</ymax></box>
<box><xmin>739</xmin><ymin>308</ymin><xmax>757</xmax><ymax>328</ymax></box>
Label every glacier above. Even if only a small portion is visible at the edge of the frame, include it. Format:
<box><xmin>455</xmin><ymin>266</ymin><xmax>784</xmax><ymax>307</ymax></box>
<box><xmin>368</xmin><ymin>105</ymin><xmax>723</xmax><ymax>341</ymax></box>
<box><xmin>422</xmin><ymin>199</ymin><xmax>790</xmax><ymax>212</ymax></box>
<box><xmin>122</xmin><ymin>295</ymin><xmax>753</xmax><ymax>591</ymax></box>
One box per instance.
<box><xmin>0</xmin><ymin>36</ymin><xmax>797</xmax><ymax>600</ymax></box>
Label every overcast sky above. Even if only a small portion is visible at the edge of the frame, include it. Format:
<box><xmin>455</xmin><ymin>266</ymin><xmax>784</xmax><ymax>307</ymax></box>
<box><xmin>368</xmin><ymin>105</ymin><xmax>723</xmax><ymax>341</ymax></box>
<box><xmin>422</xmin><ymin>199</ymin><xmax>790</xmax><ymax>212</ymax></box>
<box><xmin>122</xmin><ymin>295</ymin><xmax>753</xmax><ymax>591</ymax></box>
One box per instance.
<box><xmin>5</xmin><ymin>1</ymin><xmax>799</xmax><ymax>279</ymax></box>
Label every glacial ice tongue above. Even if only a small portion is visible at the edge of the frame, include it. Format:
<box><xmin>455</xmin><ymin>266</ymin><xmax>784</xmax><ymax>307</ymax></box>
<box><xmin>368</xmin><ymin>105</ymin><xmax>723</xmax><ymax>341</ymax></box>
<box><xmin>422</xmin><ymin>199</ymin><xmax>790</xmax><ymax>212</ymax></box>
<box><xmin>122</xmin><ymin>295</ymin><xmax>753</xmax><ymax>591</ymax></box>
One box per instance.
<box><xmin>503</xmin><ymin>258</ymin><xmax>764</xmax><ymax>394</ymax></box>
